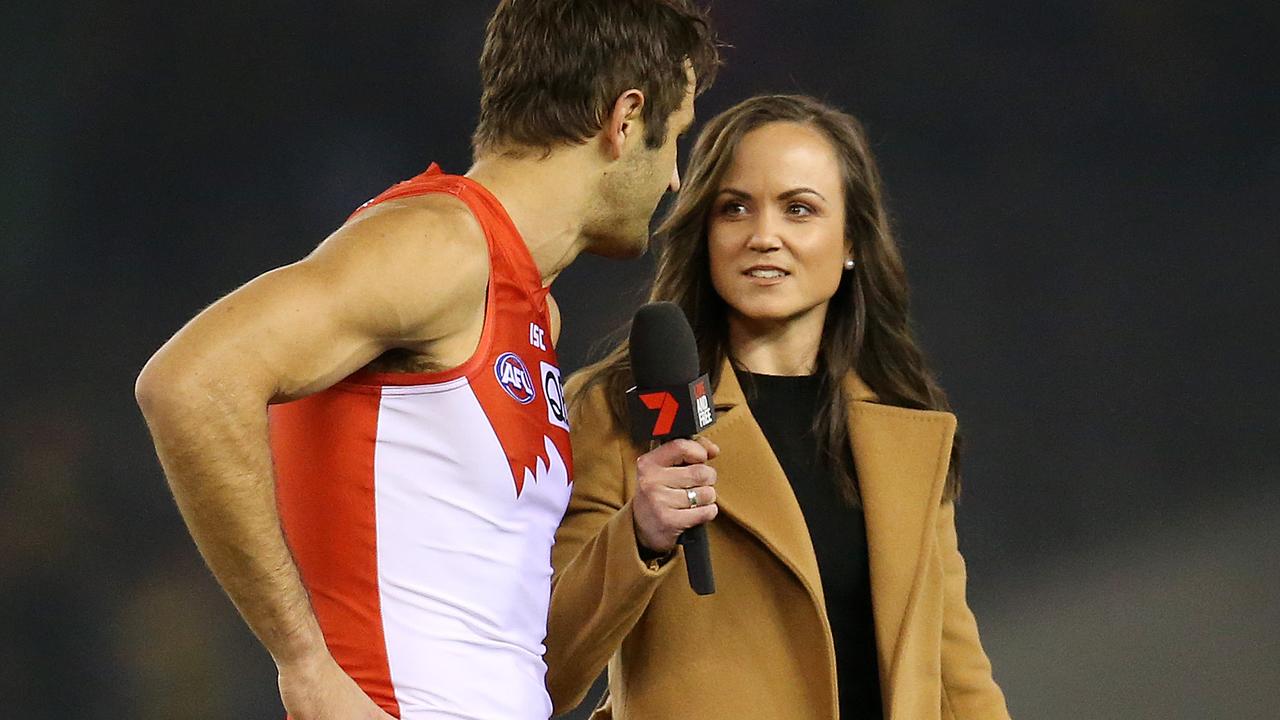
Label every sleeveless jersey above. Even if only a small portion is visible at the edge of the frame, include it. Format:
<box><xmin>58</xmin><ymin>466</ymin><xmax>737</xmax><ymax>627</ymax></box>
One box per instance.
<box><xmin>269</xmin><ymin>164</ymin><xmax>574</xmax><ymax>720</ymax></box>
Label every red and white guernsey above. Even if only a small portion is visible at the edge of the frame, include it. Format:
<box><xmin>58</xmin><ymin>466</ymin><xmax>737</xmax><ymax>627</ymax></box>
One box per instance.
<box><xmin>269</xmin><ymin>165</ymin><xmax>574</xmax><ymax>720</ymax></box>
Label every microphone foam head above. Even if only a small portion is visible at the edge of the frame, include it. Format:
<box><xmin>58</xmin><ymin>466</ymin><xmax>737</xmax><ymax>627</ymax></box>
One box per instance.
<box><xmin>629</xmin><ymin>302</ymin><xmax>700</xmax><ymax>387</ymax></box>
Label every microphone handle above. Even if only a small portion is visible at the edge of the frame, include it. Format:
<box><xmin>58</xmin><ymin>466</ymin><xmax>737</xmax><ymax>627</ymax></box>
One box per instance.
<box><xmin>645</xmin><ymin>436</ymin><xmax>716</xmax><ymax>596</ymax></box>
<box><xmin>678</xmin><ymin>523</ymin><xmax>715</xmax><ymax>595</ymax></box>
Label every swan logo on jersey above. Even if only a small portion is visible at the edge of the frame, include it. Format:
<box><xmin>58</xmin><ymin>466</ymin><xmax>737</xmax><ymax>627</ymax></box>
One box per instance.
<box><xmin>516</xmin><ymin>435</ymin><xmax>571</xmax><ymax>496</ymax></box>
<box><xmin>494</xmin><ymin>352</ymin><xmax>536</xmax><ymax>405</ymax></box>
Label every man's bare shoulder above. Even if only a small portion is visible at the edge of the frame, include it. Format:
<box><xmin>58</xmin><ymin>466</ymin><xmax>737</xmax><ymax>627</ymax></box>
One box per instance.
<box><xmin>301</xmin><ymin>193</ymin><xmax>491</xmax><ymax>345</ymax></box>
<box><xmin>330</xmin><ymin>193</ymin><xmax>486</xmax><ymax>264</ymax></box>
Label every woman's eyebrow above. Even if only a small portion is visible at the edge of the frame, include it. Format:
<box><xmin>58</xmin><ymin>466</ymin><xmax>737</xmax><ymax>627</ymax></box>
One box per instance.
<box><xmin>778</xmin><ymin>187</ymin><xmax>827</xmax><ymax>202</ymax></box>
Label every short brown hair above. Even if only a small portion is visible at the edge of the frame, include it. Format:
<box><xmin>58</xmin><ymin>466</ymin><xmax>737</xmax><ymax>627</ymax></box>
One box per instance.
<box><xmin>472</xmin><ymin>0</ymin><xmax>720</xmax><ymax>155</ymax></box>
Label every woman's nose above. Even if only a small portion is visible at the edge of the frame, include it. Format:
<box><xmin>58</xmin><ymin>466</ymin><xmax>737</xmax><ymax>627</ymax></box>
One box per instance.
<box><xmin>745</xmin><ymin>215</ymin><xmax>783</xmax><ymax>252</ymax></box>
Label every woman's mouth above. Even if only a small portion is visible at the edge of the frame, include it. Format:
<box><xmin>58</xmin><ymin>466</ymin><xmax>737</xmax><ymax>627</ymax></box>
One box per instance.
<box><xmin>744</xmin><ymin>266</ymin><xmax>789</xmax><ymax>282</ymax></box>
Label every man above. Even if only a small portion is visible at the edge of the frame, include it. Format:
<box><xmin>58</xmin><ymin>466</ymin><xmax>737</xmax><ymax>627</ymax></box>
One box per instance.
<box><xmin>134</xmin><ymin>2</ymin><xmax>718</xmax><ymax>718</ymax></box>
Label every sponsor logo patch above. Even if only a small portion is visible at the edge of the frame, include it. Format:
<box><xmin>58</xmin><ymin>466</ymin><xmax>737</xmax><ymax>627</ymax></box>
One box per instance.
<box><xmin>541</xmin><ymin>362</ymin><xmax>569</xmax><ymax>431</ymax></box>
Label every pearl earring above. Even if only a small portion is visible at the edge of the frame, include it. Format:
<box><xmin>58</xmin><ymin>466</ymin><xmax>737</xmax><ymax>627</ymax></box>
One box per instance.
<box><xmin>844</xmin><ymin>258</ymin><xmax>856</xmax><ymax>271</ymax></box>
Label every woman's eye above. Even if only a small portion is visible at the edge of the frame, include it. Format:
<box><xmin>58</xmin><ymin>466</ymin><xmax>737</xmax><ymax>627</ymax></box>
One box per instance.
<box><xmin>786</xmin><ymin>202</ymin><xmax>814</xmax><ymax>217</ymax></box>
<box><xmin>719</xmin><ymin>201</ymin><xmax>747</xmax><ymax>217</ymax></box>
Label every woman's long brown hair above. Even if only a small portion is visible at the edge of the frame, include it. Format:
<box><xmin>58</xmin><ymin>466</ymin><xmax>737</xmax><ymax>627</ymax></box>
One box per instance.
<box><xmin>570</xmin><ymin>94</ymin><xmax>961</xmax><ymax>502</ymax></box>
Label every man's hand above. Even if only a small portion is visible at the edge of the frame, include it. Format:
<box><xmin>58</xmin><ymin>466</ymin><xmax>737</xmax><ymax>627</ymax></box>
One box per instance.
<box><xmin>631</xmin><ymin>437</ymin><xmax>720</xmax><ymax>555</ymax></box>
<box><xmin>278</xmin><ymin>651</ymin><xmax>396</xmax><ymax>720</ymax></box>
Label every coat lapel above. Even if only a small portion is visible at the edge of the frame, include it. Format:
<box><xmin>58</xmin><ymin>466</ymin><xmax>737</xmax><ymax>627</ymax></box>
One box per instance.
<box><xmin>845</xmin><ymin>375</ymin><xmax>955</xmax><ymax>694</ymax></box>
<box><xmin>699</xmin><ymin>362</ymin><xmax>957</xmax><ymax>705</ymax></box>
<box><xmin>699</xmin><ymin>365</ymin><xmax>827</xmax><ymax>607</ymax></box>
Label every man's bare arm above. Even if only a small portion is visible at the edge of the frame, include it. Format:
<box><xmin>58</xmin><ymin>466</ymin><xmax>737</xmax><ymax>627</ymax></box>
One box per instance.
<box><xmin>134</xmin><ymin>197</ymin><xmax>487</xmax><ymax>716</ymax></box>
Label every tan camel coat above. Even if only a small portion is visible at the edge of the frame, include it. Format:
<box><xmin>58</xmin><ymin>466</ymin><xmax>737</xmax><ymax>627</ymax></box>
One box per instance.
<box><xmin>545</xmin><ymin>362</ymin><xmax>1010</xmax><ymax>719</ymax></box>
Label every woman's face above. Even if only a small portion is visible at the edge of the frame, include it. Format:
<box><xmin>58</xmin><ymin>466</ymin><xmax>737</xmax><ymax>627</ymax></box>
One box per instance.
<box><xmin>707</xmin><ymin>121</ymin><xmax>848</xmax><ymax>333</ymax></box>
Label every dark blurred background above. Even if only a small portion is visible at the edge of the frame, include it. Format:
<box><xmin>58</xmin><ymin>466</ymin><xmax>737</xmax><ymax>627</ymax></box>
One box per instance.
<box><xmin>3</xmin><ymin>1</ymin><xmax>1277</xmax><ymax>718</ymax></box>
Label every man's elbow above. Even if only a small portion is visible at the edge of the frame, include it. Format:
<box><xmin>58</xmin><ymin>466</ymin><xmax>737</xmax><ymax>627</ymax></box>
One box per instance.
<box><xmin>136</xmin><ymin>351</ymin><xmax>170</xmax><ymax>416</ymax></box>
<box><xmin>134</xmin><ymin>348</ymin><xmax>211</xmax><ymax>428</ymax></box>
<box><xmin>136</xmin><ymin>349</ymin><xmax>183</xmax><ymax>417</ymax></box>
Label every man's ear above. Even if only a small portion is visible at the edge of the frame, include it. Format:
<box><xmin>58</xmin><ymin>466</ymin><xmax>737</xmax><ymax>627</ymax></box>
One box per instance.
<box><xmin>602</xmin><ymin>89</ymin><xmax>646</xmax><ymax>160</ymax></box>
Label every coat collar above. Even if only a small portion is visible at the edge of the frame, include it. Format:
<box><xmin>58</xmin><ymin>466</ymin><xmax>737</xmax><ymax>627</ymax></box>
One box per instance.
<box><xmin>699</xmin><ymin>358</ymin><xmax>956</xmax><ymax>687</ymax></box>
<box><xmin>707</xmin><ymin>361</ymin><xmax>881</xmax><ymax>411</ymax></box>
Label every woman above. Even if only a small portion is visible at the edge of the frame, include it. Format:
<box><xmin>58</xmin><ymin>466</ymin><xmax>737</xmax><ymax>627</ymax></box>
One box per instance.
<box><xmin>545</xmin><ymin>95</ymin><xmax>1010</xmax><ymax>720</ymax></box>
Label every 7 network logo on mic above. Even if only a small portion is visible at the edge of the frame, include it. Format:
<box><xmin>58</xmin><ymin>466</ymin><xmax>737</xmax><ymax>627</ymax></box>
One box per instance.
<box><xmin>627</xmin><ymin>375</ymin><xmax>715</xmax><ymax>444</ymax></box>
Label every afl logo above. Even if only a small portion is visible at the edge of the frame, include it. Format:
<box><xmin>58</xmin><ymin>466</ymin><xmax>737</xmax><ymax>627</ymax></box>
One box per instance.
<box><xmin>494</xmin><ymin>352</ymin><xmax>536</xmax><ymax>404</ymax></box>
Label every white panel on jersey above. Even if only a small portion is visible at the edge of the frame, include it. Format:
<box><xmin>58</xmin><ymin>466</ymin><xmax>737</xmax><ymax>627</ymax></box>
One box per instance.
<box><xmin>373</xmin><ymin>379</ymin><xmax>571</xmax><ymax>720</ymax></box>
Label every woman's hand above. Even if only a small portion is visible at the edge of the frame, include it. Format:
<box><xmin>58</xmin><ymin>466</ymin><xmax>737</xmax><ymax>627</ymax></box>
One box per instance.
<box><xmin>631</xmin><ymin>437</ymin><xmax>720</xmax><ymax>555</ymax></box>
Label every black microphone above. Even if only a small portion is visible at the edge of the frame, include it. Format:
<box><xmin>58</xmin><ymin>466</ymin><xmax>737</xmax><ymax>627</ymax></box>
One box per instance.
<box><xmin>626</xmin><ymin>302</ymin><xmax>717</xmax><ymax>596</ymax></box>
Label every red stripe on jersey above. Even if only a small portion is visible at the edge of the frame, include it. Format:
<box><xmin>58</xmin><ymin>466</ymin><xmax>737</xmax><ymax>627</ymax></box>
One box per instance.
<box><xmin>270</xmin><ymin>391</ymin><xmax>400</xmax><ymax>718</ymax></box>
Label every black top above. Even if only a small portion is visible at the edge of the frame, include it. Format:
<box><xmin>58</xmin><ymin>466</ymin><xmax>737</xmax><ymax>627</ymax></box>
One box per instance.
<box><xmin>736</xmin><ymin>368</ymin><xmax>883</xmax><ymax>720</ymax></box>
